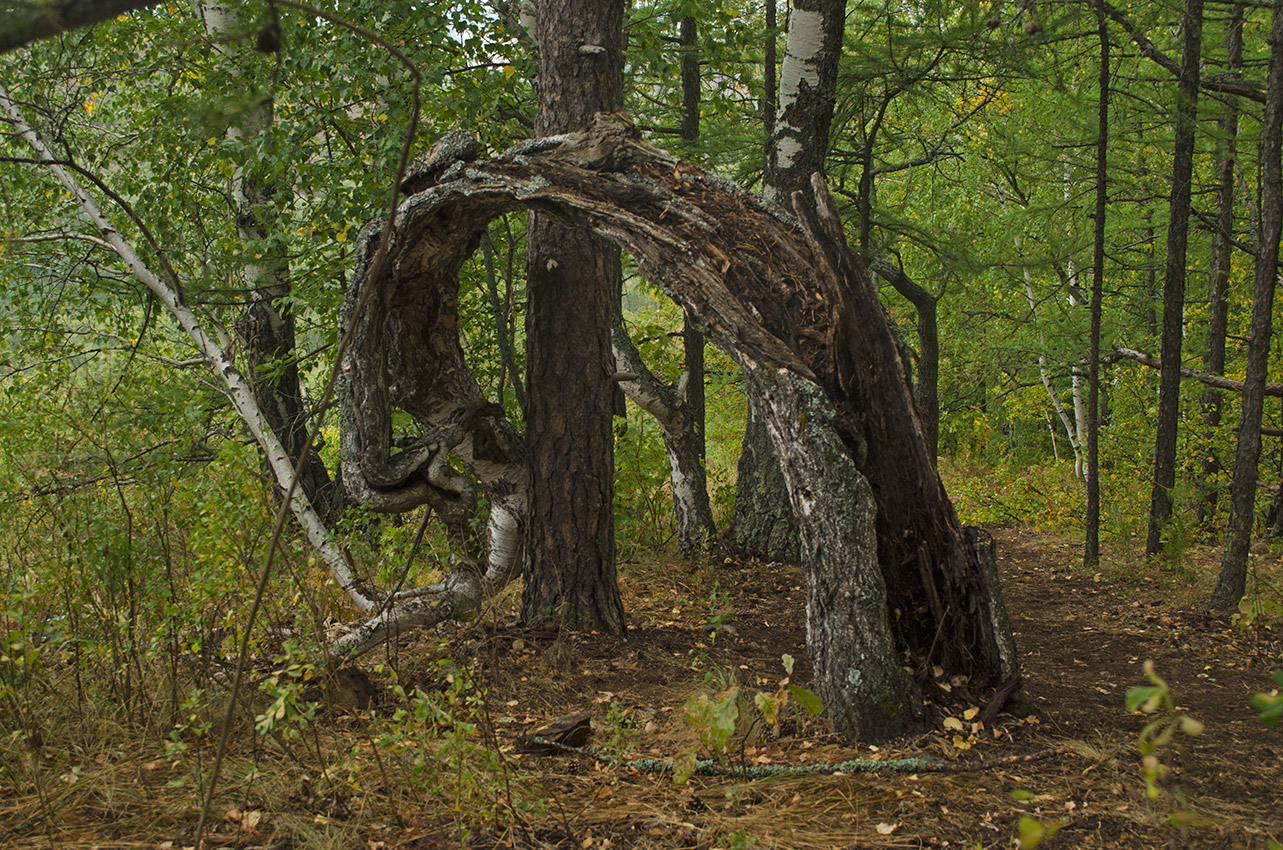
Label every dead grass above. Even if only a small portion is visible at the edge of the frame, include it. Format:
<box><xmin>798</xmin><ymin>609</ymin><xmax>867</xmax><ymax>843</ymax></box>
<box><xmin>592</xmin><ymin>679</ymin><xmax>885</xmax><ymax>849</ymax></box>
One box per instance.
<box><xmin>2</xmin><ymin>529</ymin><xmax>1282</xmax><ymax>849</ymax></box>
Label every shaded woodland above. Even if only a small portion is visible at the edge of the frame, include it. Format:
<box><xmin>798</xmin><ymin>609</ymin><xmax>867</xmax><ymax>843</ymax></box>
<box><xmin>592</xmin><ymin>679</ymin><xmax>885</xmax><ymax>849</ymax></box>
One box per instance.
<box><xmin>1</xmin><ymin>1</ymin><xmax>1282</xmax><ymax>847</ymax></box>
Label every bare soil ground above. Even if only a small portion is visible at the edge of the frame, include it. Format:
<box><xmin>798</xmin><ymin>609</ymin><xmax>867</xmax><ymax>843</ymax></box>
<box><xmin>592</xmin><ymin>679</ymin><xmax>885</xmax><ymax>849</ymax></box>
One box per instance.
<box><xmin>4</xmin><ymin>528</ymin><xmax>1281</xmax><ymax>849</ymax></box>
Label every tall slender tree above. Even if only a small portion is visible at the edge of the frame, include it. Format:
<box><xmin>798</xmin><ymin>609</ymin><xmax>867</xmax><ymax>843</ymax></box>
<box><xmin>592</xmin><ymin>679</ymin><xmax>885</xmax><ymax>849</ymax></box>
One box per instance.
<box><xmin>195</xmin><ymin>0</ymin><xmax>334</xmax><ymax>519</ymax></box>
<box><xmin>1200</xmin><ymin>4</ymin><xmax>1245</xmax><ymax>527</ymax></box>
<box><xmin>730</xmin><ymin>0</ymin><xmax>847</xmax><ymax>561</ymax></box>
<box><xmin>1146</xmin><ymin>0</ymin><xmax>1204</xmax><ymax>559</ymax></box>
<box><xmin>1212</xmin><ymin>0</ymin><xmax>1283</xmax><ymax>609</ymax></box>
<box><xmin>1085</xmin><ymin>1</ymin><xmax>1111</xmax><ymax>568</ymax></box>
<box><xmin>520</xmin><ymin>0</ymin><xmax>628</xmax><ymax>633</ymax></box>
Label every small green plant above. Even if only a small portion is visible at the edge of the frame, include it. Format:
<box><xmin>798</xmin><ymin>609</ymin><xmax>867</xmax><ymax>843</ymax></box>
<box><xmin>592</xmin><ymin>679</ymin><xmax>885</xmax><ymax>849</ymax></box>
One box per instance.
<box><xmin>685</xmin><ymin>687</ymin><xmax>740</xmax><ymax>756</ymax></box>
<box><xmin>600</xmin><ymin>698</ymin><xmax>639</xmax><ymax>759</ymax></box>
<box><xmin>1015</xmin><ymin>813</ymin><xmax>1066</xmax><ymax>849</ymax></box>
<box><xmin>1009</xmin><ymin>789</ymin><xmax>1067</xmax><ymax>848</ymax></box>
<box><xmin>707</xmin><ymin>581</ymin><xmax>734</xmax><ymax>638</ymax></box>
<box><xmin>753</xmin><ymin>654</ymin><xmax>822</xmax><ymax>734</ymax></box>
<box><xmin>719</xmin><ymin>829</ymin><xmax>759</xmax><ymax>849</ymax></box>
<box><xmin>1125</xmin><ymin>661</ymin><xmax>1203</xmax><ymax>827</ymax></box>
<box><xmin>1252</xmin><ymin>670</ymin><xmax>1283</xmax><ymax>729</ymax></box>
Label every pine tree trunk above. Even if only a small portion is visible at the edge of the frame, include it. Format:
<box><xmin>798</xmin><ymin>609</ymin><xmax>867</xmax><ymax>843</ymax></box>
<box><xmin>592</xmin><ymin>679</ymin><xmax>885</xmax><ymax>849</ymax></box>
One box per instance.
<box><xmin>1213</xmin><ymin>0</ymin><xmax>1283</xmax><ymax>609</ymax></box>
<box><xmin>1200</xmin><ymin>5</ymin><xmax>1244</xmax><ymax>527</ymax></box>
<box><xmin>520</xmin><ymin>0</ymin><xmax>627</xmax><ymax>634</ymax></box>
<box><xmin>1146</xmin><ymin>0</ymin><xmax>1203</xmax><ymax>557</ymax></box>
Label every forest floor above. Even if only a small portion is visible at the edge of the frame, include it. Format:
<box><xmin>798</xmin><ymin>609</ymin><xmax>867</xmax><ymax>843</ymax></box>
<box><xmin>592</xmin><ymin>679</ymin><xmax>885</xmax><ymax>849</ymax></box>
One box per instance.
<box><xmin>4</xmin><ymin>528</ymin><xmax>1282</xmax><ymax>849</ymax></box>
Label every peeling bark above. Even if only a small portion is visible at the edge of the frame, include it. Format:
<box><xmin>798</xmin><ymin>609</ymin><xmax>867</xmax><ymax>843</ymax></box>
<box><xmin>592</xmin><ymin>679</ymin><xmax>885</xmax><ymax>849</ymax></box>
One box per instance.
<box><xmin>365</xmin><ymin>113</ymin><xmax>1017</xmax><ymax>739</ymax></box>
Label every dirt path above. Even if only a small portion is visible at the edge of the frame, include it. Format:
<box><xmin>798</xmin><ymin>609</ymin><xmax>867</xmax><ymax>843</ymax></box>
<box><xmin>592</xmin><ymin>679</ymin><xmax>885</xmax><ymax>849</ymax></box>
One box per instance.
<box><xmin>445</xmin><ymin>528</ymin><xmax>1283</xmax><ymax>849</ymax></box>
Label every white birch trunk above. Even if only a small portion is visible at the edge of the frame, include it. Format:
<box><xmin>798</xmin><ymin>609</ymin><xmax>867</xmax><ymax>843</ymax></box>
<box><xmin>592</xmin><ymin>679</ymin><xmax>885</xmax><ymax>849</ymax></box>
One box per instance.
<box><xmin>0</xmin><ymin>85</ymin><xmax>376</xmax><ymax>613</ymax></box>
<box><xmin>1018</xmin><ymin>237</ymin><xmax>1084</xmax><ymax>477</ymax></box>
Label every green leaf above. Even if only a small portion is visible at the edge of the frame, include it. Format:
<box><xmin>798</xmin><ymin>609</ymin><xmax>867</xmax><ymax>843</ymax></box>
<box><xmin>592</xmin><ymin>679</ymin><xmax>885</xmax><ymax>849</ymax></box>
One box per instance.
<box><xmin>1009</xmin><ymin>788</ymin><xmax>1036</xmax><ymax>802</ymax></box>
<box><xmin>672</xmin><ymin>748</ymin><xmax>697</xmax><ymax>787</ymax></box>
<box><xmin>1016</xmin><ymin>816</ymin><xmax>1045</xmax><ymax>849</ymax></box>
<box><xmin>1125</xmin><ymin>685</ymin><xmax>1161</xmax><ymax>713</ymax></box>
<box><xmin>788</xmin><ymin>684</ymin><xmax>824</xmax><ymax>716</ymax></box>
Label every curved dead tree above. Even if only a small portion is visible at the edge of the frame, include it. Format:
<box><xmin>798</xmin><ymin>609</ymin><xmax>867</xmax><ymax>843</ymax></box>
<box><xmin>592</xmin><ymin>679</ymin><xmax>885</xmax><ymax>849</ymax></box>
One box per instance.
<box><xmin>332</xmin><ymin>133</ymin><xmax>528</xmax><ymax>662</ymax></box>
<box><xmin>339</xmin><ymin>113</ymin><xmax>1017</xmax><ymax>739</ymax></box>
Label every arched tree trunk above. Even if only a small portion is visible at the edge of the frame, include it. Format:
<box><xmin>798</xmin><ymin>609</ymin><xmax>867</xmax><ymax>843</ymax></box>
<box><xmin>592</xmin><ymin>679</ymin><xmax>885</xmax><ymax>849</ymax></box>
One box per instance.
<box><xmin>362</xmin><ymin>113</ymin><xmax>1018</xmax><ymax>740</ymax></box>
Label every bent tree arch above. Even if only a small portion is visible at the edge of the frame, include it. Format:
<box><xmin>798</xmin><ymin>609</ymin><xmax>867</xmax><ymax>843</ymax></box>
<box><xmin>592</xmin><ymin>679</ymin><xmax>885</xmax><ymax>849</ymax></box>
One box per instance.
<box><xmin>341</xmin><ymin>113</ymin><xmax>1017</xmax><ymax>740</ymax></box>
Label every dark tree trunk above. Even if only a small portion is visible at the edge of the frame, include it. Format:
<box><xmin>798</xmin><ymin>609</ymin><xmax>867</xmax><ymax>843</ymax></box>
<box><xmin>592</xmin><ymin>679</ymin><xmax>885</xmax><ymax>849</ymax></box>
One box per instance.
<box><xmin>731</xmin><ymin>0</ymin><xmax>847</xmax><ymax>561</ymax></box>
<box><xmin>730</xmin><ymin>414</ymin><xmax>798</xmax><ymax>560</ymax></box>
<box><xmin>871</xmin><ymin>259</ymin><xmax>939</xmax><ymax>459</ymax></box>
<box><xmin>363</xmin><ymin>115</ymin><xmax>1017</xmax><ymax>738</ymax></box>
<box><xmin>520</xmin><ymin>0</ymin><xmax>627</xmax><ymax>634</ymax></box>
<box><xmin>1146</xmin><ymin>0</ymin><xmax>1203</xmax><ymax>558</ymax></box>
<box><xmin>681</xmin><ymin>13</ymin><xmax>707</xmax><ymax>510</ymax></box>
<box><xmin>1200</xmin><ymin>4</ymin><xmax>1243</xmax><ymax>528</ymax></box>
<box><xmin>1213</xmin><ymin>0</ymin><xmax>1283</xmax><ymax>609</ymax></box>
<box><xmin>1086</xmin><ymin>1</ymin><xmax>1111</xmax><ymax>568</ymax></box>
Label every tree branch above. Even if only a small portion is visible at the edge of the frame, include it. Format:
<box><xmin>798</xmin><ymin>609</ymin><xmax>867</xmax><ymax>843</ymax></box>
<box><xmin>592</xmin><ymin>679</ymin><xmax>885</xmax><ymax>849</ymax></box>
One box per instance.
<box><xmin>1109</xmin><ymin>345</ymin><xmax>1283</xmax><ymax>397</ymax></box>
<box><xmin>0</xmin><ymin>0</ymin><xmax>165</xmax><ymax>53</ymax></box>
<box><xmin>1098</xmin><ymin>0</ymin><xmax>1265</xmax><ymax>103</ymax></box>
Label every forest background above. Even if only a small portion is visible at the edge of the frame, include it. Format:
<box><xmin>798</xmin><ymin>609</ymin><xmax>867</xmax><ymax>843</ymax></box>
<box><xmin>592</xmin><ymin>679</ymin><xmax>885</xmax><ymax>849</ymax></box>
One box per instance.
<box><xmin>2</xmin><ymin>0</ymin><xmax>1283</xmax><ymax>847</ymax></box>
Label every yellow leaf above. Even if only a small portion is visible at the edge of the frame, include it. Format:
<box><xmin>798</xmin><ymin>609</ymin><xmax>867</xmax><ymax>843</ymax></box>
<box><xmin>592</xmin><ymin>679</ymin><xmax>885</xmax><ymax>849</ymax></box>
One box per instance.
<box><xmin>943</xmin><ymin>716</ymin><xmax>963</xmax><ymax>731</ymax></box>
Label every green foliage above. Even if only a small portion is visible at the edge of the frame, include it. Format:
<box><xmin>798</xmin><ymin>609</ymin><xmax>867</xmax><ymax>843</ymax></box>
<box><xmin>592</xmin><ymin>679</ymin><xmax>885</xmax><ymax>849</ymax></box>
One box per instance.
<box><xmin>1252</xmin><ymin>671</ymin><xmax>1283</xmax><ymax>729</ymax></box>
<box><xmin>1016</xmin><ymin>814</ymin><xmax>1066</xmax><ymax>849</ymax></box>
<box><xmin>685</xmin><ymin>686</ymin><xmax>740</xmax><ymax>758</ymax></box>
<box><xmin>1126</xmin><ymin>661</ymin><xmax>1203</xmax><ymax>826</ymax></box>
<box><xmin>944</xmin><ymin>460</ymin><xmax>1084</xmax><ymax>532</ymax></box>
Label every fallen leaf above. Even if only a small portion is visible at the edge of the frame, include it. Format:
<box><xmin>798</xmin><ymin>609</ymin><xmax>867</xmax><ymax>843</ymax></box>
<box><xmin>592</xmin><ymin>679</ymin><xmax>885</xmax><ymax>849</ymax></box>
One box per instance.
<box><xmin>876</xmin><ymin>822</ymin><xmax>899</xmax><ymax>835</ymax></box>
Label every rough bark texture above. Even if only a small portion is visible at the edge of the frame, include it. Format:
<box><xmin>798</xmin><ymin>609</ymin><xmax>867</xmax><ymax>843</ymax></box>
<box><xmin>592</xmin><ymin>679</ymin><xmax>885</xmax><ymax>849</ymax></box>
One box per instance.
<box><xmin>336</xmin><ymin>145</ymin><xmax>530</xmax><ymax>658</ymax></box>
<box><xmin>729</xmin><ymin>412</ymin><xmax>798</xmax><ymax>561</ymax></box>
<box><xmin>1213</xmin><ymin>0</ymin><xmax>1283</xmax><ymax>610</ymax></box>
<box><xmin>361</xmin><ymin>113</ymin><xmax>1017</xmax><ymax>738</ymax></box>
<box><xmin>731</xmin><ymin>0</ymin><xmax>847</xmax><ymax>562</ymax></box>
<box><xmin>1146</xmin><ymin>0</ymin><xmax>1203</xmax><ymax>558</ymax></box>
<box><xmin>1200</xmin><ymin>5</ymin><xmax>1243</xmax><ymax>528</ymax></box>
<box><xmin>521</xmin><ymin>0</ymin><xmax>627</xmax><ymax>634</ymax></box>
